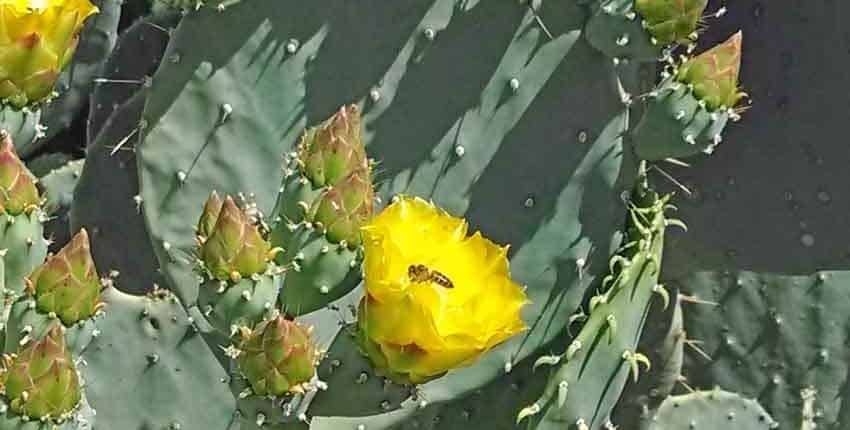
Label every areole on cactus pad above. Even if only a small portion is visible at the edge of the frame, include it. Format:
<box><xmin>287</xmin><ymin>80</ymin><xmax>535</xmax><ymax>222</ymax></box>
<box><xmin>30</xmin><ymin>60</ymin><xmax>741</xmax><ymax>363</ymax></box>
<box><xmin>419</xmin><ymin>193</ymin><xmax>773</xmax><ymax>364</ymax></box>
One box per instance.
<box><xmin>0</xmin><ymin>0</ymin><xmax>99</xmax><ymax>108</ymax></box>
<box><xmin>356</xmin><ymin>196</ymin><xmax>528</xmax><ymax>384</ymax></box>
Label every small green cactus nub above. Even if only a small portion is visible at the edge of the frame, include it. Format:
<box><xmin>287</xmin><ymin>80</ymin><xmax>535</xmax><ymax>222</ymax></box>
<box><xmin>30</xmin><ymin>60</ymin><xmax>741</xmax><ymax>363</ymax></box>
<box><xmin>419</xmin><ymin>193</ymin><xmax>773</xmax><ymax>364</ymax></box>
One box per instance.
<box><xmin>635</xmin><ymin>0</ymin><xmax>708</xmax><ymax>46</ymax></box>
<box><xmin>27</xmin><ymin>229</ymin><xmax>103</xmax><ymax>325</ymax></box>
<box><xmin>0</xmin><ymin>131</ymin><xmax>39</xmax><ymax>215</ymax></box>
<box><xmin>677</xmin><ymin>31</ymin><xmax>746</xmax><ymax>110</ymax></box>
<box><xmin>1</xmin><ymin>324</ymin><xmax>81</xmax><ymax>420</ymax></box>
<box><xmin>310</xmin><ymin>167</ymin><xmax>374</xmax><ymax>246</ymax></box>
<box><xmin>200</xmin><ymin>196</ymin><xmax>273</xmax><ymax>282</ymax></box>
<box><xmin>298</xmin><ymin>105</ymin><xmax>368</xmax><ymax>188</ymax></box>
<box><xmin>237</xmin><ymin>316</ymin><xmax>318</xmax><ymax>397</ymax></box>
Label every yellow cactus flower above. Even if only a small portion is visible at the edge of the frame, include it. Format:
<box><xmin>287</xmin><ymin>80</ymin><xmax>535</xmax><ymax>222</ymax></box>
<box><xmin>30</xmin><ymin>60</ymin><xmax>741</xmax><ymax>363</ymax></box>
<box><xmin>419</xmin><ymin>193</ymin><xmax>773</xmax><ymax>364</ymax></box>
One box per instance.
<box><xmin>0</xmin><ymin>0</ymin><xmax>98</xmax><ymax>107</ymax></box>
<box><xmin>356</xmin><ymin>196</ymin><xmax>529</xmax><ymax>384</ymax></box>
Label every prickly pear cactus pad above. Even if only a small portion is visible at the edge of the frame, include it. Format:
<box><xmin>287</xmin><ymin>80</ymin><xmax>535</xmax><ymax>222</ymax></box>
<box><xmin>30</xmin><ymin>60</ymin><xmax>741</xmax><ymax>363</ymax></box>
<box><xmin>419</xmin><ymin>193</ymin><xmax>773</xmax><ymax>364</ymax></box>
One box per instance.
<box><xmin>673</xmin><ymin>270</ymin><xmax>850</xmax><ymax>429</ymax></box>
<box><xmin>632</xmin><ymin>31</ymin><xmax>744</xmax><ymax>160</ymax></box>
<box><xmin>519</xmin><ymin>180</ymin><xmax>674</xmax><ymax>430</ymax></box>
<box><xmin>643</xmin><ymin>388</ymin><xmax>776</xmax><ymax>430</ymax></box>
<box><xmin>79</xmin><ymin>287</ymin><xmax>235</xmax><ymax>429</ymax></box>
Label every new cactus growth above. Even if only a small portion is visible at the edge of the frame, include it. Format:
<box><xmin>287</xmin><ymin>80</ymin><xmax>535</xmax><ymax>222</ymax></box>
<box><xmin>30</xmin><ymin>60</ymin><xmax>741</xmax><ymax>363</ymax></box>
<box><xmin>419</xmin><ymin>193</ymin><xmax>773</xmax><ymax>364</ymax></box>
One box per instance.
<box><xmin>268</xmin><ymin>104</ymin><xmax>375</xmax><ymax>315</ymax></box>
<box><xmin>0</xmin><ymin>324</ymin><xmax>80</xmax><ymax>420</ymax></box>
<box><xmin>0</xmin><ymin>131</ymin><xmax>39</xmax><ymax>215</ymax></box>
<box><xmin>676</xmin><ymin>31</ymin><xmax>745</xmax><ymax>111</ymax></box>
<box><xmin>632</xmin><ymin>32</ymin><xmax>745</xmax><ymax>160</ymax></box>
<box><xmin>635</xmin><ymin>0</ymin><xmax>708</xmax><ymax>46</ymax></box>
<box><xmin>26</xmin><ymin>229</ymin><xmax>101</xmax><ymax>326</ymax></box>
<box><xmin>0</xmin><ymin>0</ymin><xmax>98</xmax><ymax>108</ymax></box>
<box><xmin>236</xmin><ymin>316</ymin><xmax>318</xmax><ymax>397</ymax></box>
<box><xmin>200</xmin><ymin>195</ymin><xmax>274</xmax><ymax>282</ymax></box>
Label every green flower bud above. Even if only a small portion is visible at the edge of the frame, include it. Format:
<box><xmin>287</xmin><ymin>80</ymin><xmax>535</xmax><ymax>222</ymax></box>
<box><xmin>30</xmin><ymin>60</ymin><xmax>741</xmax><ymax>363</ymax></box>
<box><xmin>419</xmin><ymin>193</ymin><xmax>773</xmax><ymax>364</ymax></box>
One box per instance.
<box><xmin>1</xmin><ymin>324</ymin><xmax>81</xmax><ymax>420</ymax></box>
<box><xmin>311</xmin><ymin>167</ymin><xmax>374</xmax><ymax>246</ymax></box>
<box><xmin>298</xmin><ymin>105</ymin><xmax>367</xmax><ymax>188</ymax></box>
<box><xmin>677</xmin><ymin>31</ymin><xmax>745</xmax><ymax>110</ymax></box>
<box><xmin>237</xmin><ymin>316</ymin><xmax>318</xmax><ymax>397</ymax></box>
<box><xmin>635</xmin><ymin>0</ymin><xmax>708</xmax><ymax>46</ymax></box>
<box><xmin>200</xmin><ymin>196</ymin><xmax>272</xmax><ymax>281</ymax></box>
<box><xmin>27</xmin><ymin>228</ymin><xmax>102</xmax><ymax>325</ymax></box>
<box><xmin>0</xmin><ymin>131</ymin><xmax>39</xmax><ymax>215</ymax></box>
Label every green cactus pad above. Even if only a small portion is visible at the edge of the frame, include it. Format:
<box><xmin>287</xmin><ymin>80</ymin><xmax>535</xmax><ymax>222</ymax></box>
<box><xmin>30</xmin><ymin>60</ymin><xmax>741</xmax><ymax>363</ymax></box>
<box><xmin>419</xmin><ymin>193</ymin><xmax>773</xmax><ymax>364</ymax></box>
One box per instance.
<box><xmin>613</xmin><ymin>290</ymin><xmax>684</xmax><ymax>424</ymax></box>
<box><xmin>38</xmin><ymin>159</ymin><xmax>84</xmax><ymax>252</ymax></box>
<box><xmin>71</xmin><ymin>93</ymin><xmax>162</xmax><ymax>294</ymax></box>
<box><xmin>584</xmin><ymin>0</ymin><xmax>665</xmax><ymax>62</ymax></box>
<box><xmin>3</xmin><ymin>297</ymin><xmax>98</xmax><ymax>356</ymax></box>
<box><xmin>0</xmin><ymin>212</ymin><xmax>48</xmax><ymax>294</ymax></box>
<box><xmin>79</xmin><ymin>287</ymin><xmax>235</xmax><ymax>429</ymax></box>
<box><xmin>631</xmin><ymin>77</ymin><xmax>730</xmax><ymax>160</ymax></box>
<box><xmin>0</xmin><ymin>108</ymin><xmax>40</xmax><ymax>158</ymax></box>
<box><xmin>198</xmin><ymin>274</ymin><xmax>282</xmax><ymax>336</ymax></box>
<box><xmin>675</xmin><ymin>270</ymin><xmax>850</xmax><ymax>428</ymax></box>
<box><xmin>643</xmin><ymin>389</ymin><xmax>776</xmax><ymax>430</ymax></box>
<box><xmin>522</xmin><ymin>182</ymin><xmax>671</xmax><ymax>430</ymax></box>
<box><xmin>274</xmin><ymin>225</ymin><xmax>360</xmax><ymax>317</ymax></box>
<box><xmin>87</xmin><ymin>11</ymin><xmax>179</xmax><ymax>141</ymax></box>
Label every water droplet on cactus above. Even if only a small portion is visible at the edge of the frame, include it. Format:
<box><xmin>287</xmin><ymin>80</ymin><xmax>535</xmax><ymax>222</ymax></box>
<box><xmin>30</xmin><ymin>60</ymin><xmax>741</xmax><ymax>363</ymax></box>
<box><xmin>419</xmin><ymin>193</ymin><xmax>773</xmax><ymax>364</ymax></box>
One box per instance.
<box><xmin>817</xmin><ymin>190</ymin><xmax>831</xmax><ymax>204</ymax></box>
<box><xmin>523</xmin><ymin>196</ymin><xmax>535</xmax><ymax>208</ymax></box>
<box><xmin>800</xmin><ymin>233</ymin><xmax>815</xmax><ymax>247</ymax></box>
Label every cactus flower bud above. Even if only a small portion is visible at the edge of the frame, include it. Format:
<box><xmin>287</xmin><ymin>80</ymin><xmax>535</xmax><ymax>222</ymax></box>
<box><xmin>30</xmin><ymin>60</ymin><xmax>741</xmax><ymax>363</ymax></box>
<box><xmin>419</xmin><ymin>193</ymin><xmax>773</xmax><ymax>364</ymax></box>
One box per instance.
<box><xmin>1</xmin><ymin>324</ymin><xmax>81</xmax><ymax>419</ymax></box>
<box><xmin>298</xmin><ymin>105</ymin><xmax>368</xmax><ymax>188</ymax></box>
<box><xmin>635</xmin><ymin>0</ymin><xmax>707</xmax><ymax>46</ymax></box>
<box><xmin>197</xmin><ymin>191</ymin><xmax>224</xmax><ymax>243</ymax></box>
<box><xmin>200</xmin><ymin>196</ymin><xmax>272</xmax><ymax>281</ymax></box>
<box><xmin>677</xmin><ymin>31</ymin><xmax>745</xmax><ymax>110</ymax></box>
<box><xmin>237</xmin><ymin>316</ymin><xmax>318</xmax><ymax>397</ymax></box>
<box><xmin>26</xmin><ymin>229</ymin><xmax>101</xmax><ymax>325</ymax></box>
<box><xmin>0</xmin><ymin>131</ymin><xmax>39</xmax><ymax>215</ymax></box>
<box><xmin>310</xmin><ymin>167</ymin><xmax>374</xmax><ymax>246</ymax></box>
<box><xmin>0</xmin><ymin>0</ymin><xmax>99</xmax><ymax>107</ymax></box>
<box><xmin>357</xmin><ymin>196</ymin><xmax>529</xmax><ymax>384</ymax></box>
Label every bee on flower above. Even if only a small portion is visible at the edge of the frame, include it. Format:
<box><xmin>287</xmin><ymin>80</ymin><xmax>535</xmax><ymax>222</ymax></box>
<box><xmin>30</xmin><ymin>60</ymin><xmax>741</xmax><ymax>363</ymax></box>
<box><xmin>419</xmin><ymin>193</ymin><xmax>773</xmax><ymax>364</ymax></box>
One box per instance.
<box><xmin>356</xmin><ymin>196</ymin><xmax>529</xmax><ymax>384</ymax></box>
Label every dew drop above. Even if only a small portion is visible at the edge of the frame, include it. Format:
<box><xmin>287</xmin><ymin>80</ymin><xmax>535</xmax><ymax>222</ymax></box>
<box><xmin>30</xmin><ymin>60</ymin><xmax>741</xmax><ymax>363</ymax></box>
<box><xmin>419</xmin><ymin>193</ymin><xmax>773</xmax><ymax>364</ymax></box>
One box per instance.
<box><xmin>800</xmin><ymin>233</ymin><xmax>815</xmax><ymax>247</ymax></box>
